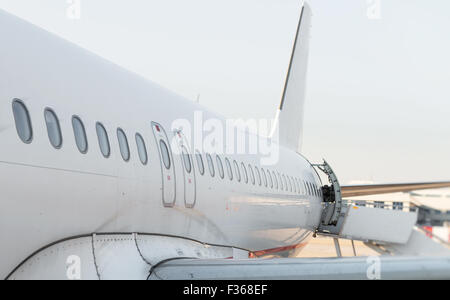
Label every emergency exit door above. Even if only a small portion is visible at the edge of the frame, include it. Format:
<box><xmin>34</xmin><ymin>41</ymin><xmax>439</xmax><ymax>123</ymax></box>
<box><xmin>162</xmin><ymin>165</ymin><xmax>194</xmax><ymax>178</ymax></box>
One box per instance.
<box><xmin>173</xmin><ymin>129</ymin><xmax>196</xmax><ymax>208</ymax></box>
<box><xmin>152</xmin><ymin>122</ymin><xmax>176</xmax><ymax>207</ymax></box>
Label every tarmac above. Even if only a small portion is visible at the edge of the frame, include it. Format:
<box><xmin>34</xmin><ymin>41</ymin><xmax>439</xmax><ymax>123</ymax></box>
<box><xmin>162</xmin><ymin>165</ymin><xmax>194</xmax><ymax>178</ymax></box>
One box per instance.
<box><xmin>297</xmin><ymin>236</ymin><xmax>380</xmax><ymax>258</ymax></box>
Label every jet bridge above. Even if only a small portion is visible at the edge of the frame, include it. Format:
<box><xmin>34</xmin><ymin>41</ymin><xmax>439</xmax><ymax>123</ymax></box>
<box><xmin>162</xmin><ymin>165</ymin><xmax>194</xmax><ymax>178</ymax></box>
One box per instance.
<box><xmin>313</xmin><ymin>161</ymin><xmax>418</xmax><ymax>245</ymax></box>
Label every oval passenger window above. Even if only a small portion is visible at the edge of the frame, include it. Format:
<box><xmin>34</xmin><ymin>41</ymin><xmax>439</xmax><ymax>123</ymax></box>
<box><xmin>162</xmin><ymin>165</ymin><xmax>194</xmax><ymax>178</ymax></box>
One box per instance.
<box><xmin>72</xmin><ymin>116</ymin><xmax>88</xmax><ymax>154</ymax></box>
<box><xmin>117</xmin><ymin>128</ymin><xmax>130</xmax><ymax>161</ymax></box>
<box><xmin>135</xmin><ymin>133</ymin><xmax>148</xmax><ymax>165</ymax></box>
<box><xmin>182</xmin><ymin>146</ymin><xmax>192</xmax><ymax>173</ymax></box>
<box><xmin>44</xmin><ymin>109</ymin><xmax>62</xmax><ymax>148</ymax></box>
<box><xmin>160</xmin><ymin>140</ymin><xmax>171</xmax><ymax>169</ymax></box>
<box><xmin>234</xmin><ymin>160</ymin><xmax>241</xmax><ymax>182</ymax></box>
<box><xmin>195</xmin><ymin>151</ymin><xmax>205</xmax><ymax>175</ymax></box>
<box><xmin>96</xmin><ymin>123</ymin><xmax>110</xmax><ymax>158</ymax></box>
<box><xmin>206</xmin><ymin>153</ymin><xmax>215</xmax><ymax>177</ymax></box>
<box><xmin>225</xmin><ymin>158</ymin><xmax>233</xmax><ymax>180</ymax></box>
<box><xmin>216</xmin><ymin>156</ymin><xmax>225</xmax><ymax>179</ymax></box>
<box><xmin>12</xmin><ymin>100</ymin><xmax>33</xmax><ymax>143</ymax></box>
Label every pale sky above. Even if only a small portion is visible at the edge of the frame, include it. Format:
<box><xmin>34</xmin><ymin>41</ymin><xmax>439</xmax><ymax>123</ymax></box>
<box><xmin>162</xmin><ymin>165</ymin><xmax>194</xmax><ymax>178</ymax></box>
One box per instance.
<box><xmin>1</xmin><ymin>0</ymin><xmax>449</xmax><ymax>184</ymax></box>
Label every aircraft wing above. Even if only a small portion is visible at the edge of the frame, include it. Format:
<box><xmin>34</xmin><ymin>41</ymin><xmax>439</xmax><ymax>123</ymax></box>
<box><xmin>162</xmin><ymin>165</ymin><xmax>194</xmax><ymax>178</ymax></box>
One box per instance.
<box><xmin>341</xmin><ymin>182</ymin><xmax>450</xmax><ymax>198</ymax></box>
<box><xmin>148</xmin><ymin>256</ymin><xmax>450</xmax><ymax>280</ymax></box>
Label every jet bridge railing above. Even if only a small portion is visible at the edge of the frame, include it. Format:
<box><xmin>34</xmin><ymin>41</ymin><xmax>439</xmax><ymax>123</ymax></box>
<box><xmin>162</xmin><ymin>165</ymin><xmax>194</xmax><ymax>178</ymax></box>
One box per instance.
<box><xmin>416</xmin><ymin>206</ymin><xmax>450</xmax><ymax>226</ymax></box>
<box><xmin>343</xmin><ymin>200</ymin><xmax>418</xmax><ymax>213</ymax></box>
<box><xmin>344</xmin><ymin>199</ymin><xmax>450</xmax><ymax>226</ymax></box>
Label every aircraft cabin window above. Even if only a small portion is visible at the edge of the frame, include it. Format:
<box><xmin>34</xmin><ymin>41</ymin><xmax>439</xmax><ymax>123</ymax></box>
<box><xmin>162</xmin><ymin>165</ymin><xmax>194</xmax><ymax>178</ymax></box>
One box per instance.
<box><xmin>44</xmin><ymin>108</ymin><xmax>62</xmax><ymax>149</ymax></box>
<box><xmin>225</xmin><ymin>158</ymin><xmax>233</xmax><ymax>180</ymax></box>
<box><xmin>248</xmin><ymin>164</ymin><xmax>255</xmax><ymax>185</ymax></box>
<box><xmin>181</xmin><ymin>146</ymin><xmax>192</xmax><ymax>173</ymax></box>
<box><xmin>72</xmin><ymin>116</ymin><xmax>88</xmax><ymax>154</ymax></box>
<box><xmin>283</xmin><ymin>175</ymin><xmax>288</xmax><ymax>192</ymax></box>
<box><xmin>233</xmin><ymin>160</ymin><xmax>241</xmax><ymax>182</ymax></box>
<box><xmin>272</xmin><ymin>171</ymin><xmax>278</xmax><ymax>189</ymax></box>
<box><xmin>267</xmin><ymin>170</ymin><xmax>273</xmax><ymax>188</ymax></box>
<box><xmin>206</xmin><ymin>153</ymin><xmax>215</xmax><ymax>177</ymax></box>
<box><xmin>195</xmin><ymin>151</ymin><xmax>205</xmax><ymax>175</ymax></box>
<box><xmin>261</xmin><ymin>168</ymin><xmax>267</xmax><ymax>187</ymax></box>
<box><xmin>216</xmin><ymin>155</ymin><xmax>224</xmax><ymax>179</ymax></box>
<box><xmin>117</xmin><ymin>128</ymin><xmax>130</xmax><ymax>162</ymax></box>
<box><xmin>278</xmin><ymin>173</ymin><xmax>283</xmax><ymax>191</ymax></box>
<box><xmin>159</xmin><ymin>140</ymin><xmax>171</xmax><ymax>169</ymax></box>
<box><xmin>135</xmin><ymin>133</ymin><xmax>148</xmax><ymax>165</ymax></box>
<box><xmin>255</xmin><ymin>167</ymin><xmax>261</xmax><ymax>186</ymax></box>
<box><xmin>12</xmin><ymin>99</ymin><xmax>33</xmax><ymax>144</ymax></box>
<box><xmin>96</xmin><ymin>122</ymin><xmax>110</xmax><ymax>158</ymax></box>
<box><xmin>241</xmin><ymin>162</ymin><xmax>248</xmax><ymax>183</ymax></box>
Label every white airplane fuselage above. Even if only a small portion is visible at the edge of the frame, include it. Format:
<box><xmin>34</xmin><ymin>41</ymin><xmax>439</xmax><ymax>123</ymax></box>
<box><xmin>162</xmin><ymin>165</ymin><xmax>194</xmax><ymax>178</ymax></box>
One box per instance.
<box><xmin>0</xmin><ymin>8</ymin><xmax>323</xmax><ymax>278</ymax></box>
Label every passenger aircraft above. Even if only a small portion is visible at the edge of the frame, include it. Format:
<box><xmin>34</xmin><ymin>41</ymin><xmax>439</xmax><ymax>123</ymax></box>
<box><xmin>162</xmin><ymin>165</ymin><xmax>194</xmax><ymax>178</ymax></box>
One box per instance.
<box><xmin>1</xmin><ymin>2</ymin><xmax>449</xmax><ymax>279</ymax></box>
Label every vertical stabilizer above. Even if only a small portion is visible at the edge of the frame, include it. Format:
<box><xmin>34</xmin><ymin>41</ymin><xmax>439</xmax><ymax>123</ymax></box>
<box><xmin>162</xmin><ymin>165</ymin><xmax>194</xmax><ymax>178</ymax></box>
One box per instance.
<box><xmin>272</xmin><ymin>2</ymin><xmax>312</xmax><ymax>153</ymax></box>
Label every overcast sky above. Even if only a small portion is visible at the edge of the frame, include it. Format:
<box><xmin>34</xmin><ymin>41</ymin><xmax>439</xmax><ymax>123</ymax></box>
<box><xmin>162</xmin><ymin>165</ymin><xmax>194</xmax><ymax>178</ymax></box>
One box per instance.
<box><xmin>1</xmin><ymin>0</ymin><xmax>449</xmax><ymax>184</ymax></box>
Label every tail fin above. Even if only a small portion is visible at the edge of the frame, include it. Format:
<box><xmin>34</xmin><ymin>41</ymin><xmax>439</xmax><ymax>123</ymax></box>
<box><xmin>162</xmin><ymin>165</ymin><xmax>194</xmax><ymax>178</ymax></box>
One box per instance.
<box><xmin>272</xmin><ymin>2</ymin><xmax>311</xmax><ymax>153</ymax></box>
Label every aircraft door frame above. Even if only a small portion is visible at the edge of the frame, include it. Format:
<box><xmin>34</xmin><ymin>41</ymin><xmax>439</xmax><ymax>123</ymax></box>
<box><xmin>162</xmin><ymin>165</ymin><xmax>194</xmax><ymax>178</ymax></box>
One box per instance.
<box><xmin>173</xmin><ymin>129</ymin><xmax>196</xmax><ymax>208</ymax></box>
<box><xmin>152</xmin><ymin>122</ymin><xmax>176</xmax><ymax>207</ymax></box>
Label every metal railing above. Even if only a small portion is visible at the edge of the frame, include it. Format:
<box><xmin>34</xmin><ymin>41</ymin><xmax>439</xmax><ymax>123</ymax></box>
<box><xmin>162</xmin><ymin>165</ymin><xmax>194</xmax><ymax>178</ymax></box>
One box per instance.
<box><xmin>344</xmin><ymin>199</ymin><xmax>450</xmax><ymax>226</ymax></box>
<box><xmin>343</xmin><ymin>199</ymin><xmax>418</xmax><ymax>212</ymax></box>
